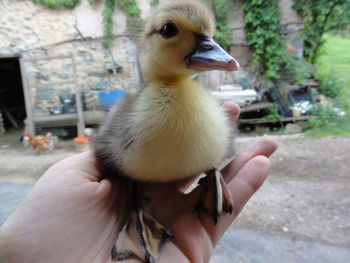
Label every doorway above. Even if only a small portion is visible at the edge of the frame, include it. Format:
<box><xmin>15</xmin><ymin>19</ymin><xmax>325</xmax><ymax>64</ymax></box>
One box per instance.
<box><xmin>0</xmin><ymin>56</ymin><xmax>26</xmax><ymax>130</ymax></box>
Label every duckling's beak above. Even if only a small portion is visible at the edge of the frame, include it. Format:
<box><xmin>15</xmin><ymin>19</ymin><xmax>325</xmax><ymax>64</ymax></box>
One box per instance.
<box><xmin>186</xmin><ymin>36</ymin><xmax>240</xmax><ymax>71</ymax></box>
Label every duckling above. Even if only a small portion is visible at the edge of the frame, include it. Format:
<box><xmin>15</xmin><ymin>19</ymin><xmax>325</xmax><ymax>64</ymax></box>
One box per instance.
<box><xmin>92</xmin><ymin>1</ymin><xmax>240</xmax><ymax>262</ymax></box>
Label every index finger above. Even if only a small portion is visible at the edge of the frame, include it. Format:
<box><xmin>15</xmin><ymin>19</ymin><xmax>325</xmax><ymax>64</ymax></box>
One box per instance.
<box><xmin>222</xmin><ymin>136</ymin><xmax>278</xmax><ymax>182</ymax></box>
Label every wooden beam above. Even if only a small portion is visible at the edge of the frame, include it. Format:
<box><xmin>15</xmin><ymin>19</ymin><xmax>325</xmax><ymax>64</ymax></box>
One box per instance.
<box><xmin>71</xmin><ymin>54</ymin><xmax>85</xmax><ymax>137</ymax></box>
<box><xmin>33</xmin><ymin>111</ymin><xmax>106</xmax><ymax>127</ymax></box>
<box><xmin>238</xmin><ymin>115</ymin><xmax>317</xmax><ymax>124</ymax></box>
<box><xmin>23</xmin><ymin>55</ymin><xmax>71</xmax><ymax>62</ymax></box>
<box><xmin>240</xmin><ymin>103</ymin><xmax>274</xmax><ymax>113</ymax></box>
<box><xmin>19</xmin><ymin>57</ymin><xmax>35</xmax><ymax>134</ymax></box>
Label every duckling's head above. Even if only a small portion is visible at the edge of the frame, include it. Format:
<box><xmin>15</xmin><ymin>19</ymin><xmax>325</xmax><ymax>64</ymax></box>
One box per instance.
<box><xmin>140</xmin><ymin>0</ymin><xmax>239</xmax><ymax>84</ymax></box>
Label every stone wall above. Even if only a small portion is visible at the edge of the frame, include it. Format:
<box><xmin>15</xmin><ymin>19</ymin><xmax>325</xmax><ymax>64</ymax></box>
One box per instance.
<box><xmin>21</xmin><ymin>37</ymin><xmax>139</xmax><ymax>114</ymax></box>
<box><xmin>0</xmin><ymin>0</ymin><xmax>140</xmax><ymax>114</ymax></box>
<box><xmin>0</xmin><ymin>0</ymin><xmax>304</xmax><ymax>115</ymax></box>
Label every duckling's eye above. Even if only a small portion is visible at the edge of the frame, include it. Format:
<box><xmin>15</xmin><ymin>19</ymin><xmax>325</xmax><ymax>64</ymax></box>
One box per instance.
<box><xmin>160</xmin><ymin>23</ymin><xmax>178</xmax><ymax>39</ymax></box>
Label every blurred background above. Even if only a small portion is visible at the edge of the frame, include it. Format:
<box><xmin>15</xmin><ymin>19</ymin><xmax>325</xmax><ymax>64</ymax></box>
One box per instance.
<box><xmin>0</xmin><ymin>0</ymin><xmax>350</xmax><ymax>262</ymax></box>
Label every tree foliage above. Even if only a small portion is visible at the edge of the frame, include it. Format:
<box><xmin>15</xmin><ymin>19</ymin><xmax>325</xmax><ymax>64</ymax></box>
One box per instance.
<box><xmin>293</xmin><ymin>0</ymin><xmax>350</xmax><ymax>63</ymax></box>
<box><xmin>327</xmin><ymin>3</ymin><xmax>350</xmax><ymax>32</ymax></box>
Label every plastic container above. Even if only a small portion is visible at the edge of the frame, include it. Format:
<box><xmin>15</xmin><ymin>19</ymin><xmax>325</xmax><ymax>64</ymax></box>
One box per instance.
<box><xmin>98</xmin><ymin>90</ymin><xmax>126</xmax><ymax>111</ymax></box>
<box><xmin>73</xmin><ymin>136</ymin><xmax>90</xmax><ymax>152</ymax></box>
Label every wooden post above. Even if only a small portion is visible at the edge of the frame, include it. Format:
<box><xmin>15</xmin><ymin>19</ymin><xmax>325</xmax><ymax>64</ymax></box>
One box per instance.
<box><xmin>71</xmin><ymin>54</ymin><xmax>85</xmax><ymax>137</ymax></box>
<box><xmin>19</xmin><ymin>57</ymin><xmax>35</xmax><ymax>135</ymax></box>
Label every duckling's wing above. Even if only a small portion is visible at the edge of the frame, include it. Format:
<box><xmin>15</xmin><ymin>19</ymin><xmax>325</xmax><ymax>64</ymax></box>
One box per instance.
<box><xmin>92</xmin><ymin>92</ymin><xmax>140</xmax><ymax>175</ymax></box>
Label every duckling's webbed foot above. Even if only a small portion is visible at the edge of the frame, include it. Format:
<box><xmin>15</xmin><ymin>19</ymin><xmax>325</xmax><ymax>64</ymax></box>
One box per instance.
<box><xmin>194</xmin><ymin>168</ymin><xmax>233</xmax><ymax>224</ymax></box>
<box><xmin>112</xmin><ymin>202</ymin><xmax>173</xmax><ymax>263</ymax></box>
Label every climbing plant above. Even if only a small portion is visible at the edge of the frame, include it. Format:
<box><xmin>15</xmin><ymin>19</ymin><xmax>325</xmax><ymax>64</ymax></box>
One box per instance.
<box><xmin>117</xmin><ymin>0</ymin><xmax>142</xmax><ymax>38</ymax></box>
<box><xmin>88</xmin><ymin>0</ymin><xmax>101</xmax><ymax>4</ymax></box>
<box><xmin>102</xmin><ymin>0</ymin><xmax>116</xmax><ymax>48</ymax></box>
<box><xmin>243</xmin><ymin>0</ymin><xmax>285</xmax><ymax>81</ymax></box>
<box><xmin>206</xmin><ymin>0</ymin><xmax>232</xmax><ymax>49</ymax></box>
<box><xmin>243</xmin><ymin>0</ymin><xmax>305</xmax><ymax>84</ymax></box>
<box><xmin>293</xmin><ymin>0</ymin><xmax>350</xmax><ymax>63</ymax></box>
<box><xmin>31</xmin><ymin>0</ymin><xmax>141</xmax><ymax>48</ymax></box>
<box><xmin>117</xmin><ymin>0</ymin><xmax>141</xmax><ymax>17</ymax></box>
<box><xmin>32</xmin><ymin>0</ymin><xmax>80</xmax><ymax>9</ymax></box>
<box><xmin>32</xmin><ymin>0</ymin><xmax>234</xmax><ymax>50</ymax></box>
<box><xmin>150</xmin><ymin>0</ymin><xmax>159</xmax><ymax>7</ymax></box>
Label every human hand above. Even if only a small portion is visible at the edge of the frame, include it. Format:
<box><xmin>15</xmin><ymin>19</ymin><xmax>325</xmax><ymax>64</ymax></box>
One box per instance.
<box><xmin>0</xmin><ymin>103</ymin><xmax>277</xmax><ymax>263</ymax></box>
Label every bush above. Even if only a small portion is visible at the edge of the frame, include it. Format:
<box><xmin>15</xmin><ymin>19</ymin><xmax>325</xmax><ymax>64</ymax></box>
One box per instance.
<box><xmin>305</xmin><ymin>101</ymin><xmax>350</xmax><ymax>136</ymax></box>
<box><xmin>306</xmin><ymin>106</ymin><xmax>340</xmax><ymax>129</ymax></box>
<box><xmin>261</xmin><ymin>104</ymin><xmax>282</xmax><ymax>121</ymax></box>
<box><xmin>317</xmin><ymin>70</ymin><xmax>345</xmax><ymax>99</ymax></box>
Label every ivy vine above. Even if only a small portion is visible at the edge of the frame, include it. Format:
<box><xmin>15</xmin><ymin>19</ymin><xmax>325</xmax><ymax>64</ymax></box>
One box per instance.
<box><xmin>102</xmin><ymin>0</ymin><xmax>116</xmax><ymax>48</ymax></box>
<box><xmin>88</xmin><ymin>0</ymin><xmax>101</xmax><ymax>4</ymax></box>
<box><xmin>31</xmin><ymin>0</ymin><xmax>141</xmax><ymax>48</ymax></box>
<box><xmin>243</xmin><ymin>0</ymin><xmax>305</xmax><ymax>84</ymax></box>
<box><xmin>32</xmin><ymin>0</ymin><xmax>80</xmax><ymax>9</ymax></box>
<box><xmin>32</xmin><ymin>0</ymin><xmax>233</xmax><ymax>50</ymax></box>
<box><xmin>118</xmin><ymin>0</ymin><xmax>142</xmax><ymax>37</ymax></box>
<box><xmin>243</xmin><ymin>0</ymin><xmax>285</xmax><ymax>81</ymax></box>
<box><xmin>150</xmin><ymin>0</ymin><xmax>159</xmax><ymax>7</ymax></box>
<box><xmin>206</xmin><ymin>0</ymin><xmax>232</xmax><ymax>49</ymax></box>
<box><xmin>117</xmin><ymin>0</ymin><xmax>141</xmax><ymax>17</ymax></box>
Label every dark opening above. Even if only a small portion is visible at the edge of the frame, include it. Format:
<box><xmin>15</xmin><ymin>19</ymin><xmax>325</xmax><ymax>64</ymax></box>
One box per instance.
<box><xmin>0</xmin><ymin>57</ymin><xmax>26</xmax><ymax>130</ymax></box>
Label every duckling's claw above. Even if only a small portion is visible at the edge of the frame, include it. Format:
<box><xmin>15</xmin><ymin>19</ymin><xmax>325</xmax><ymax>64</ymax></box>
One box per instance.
<box><xmin>194</xmin><ymin>168</ymin><xmax>233</xmax><ymax>224</ymax></box>
<box><xmin>113</xmin><ymin>205</ymin><xmax>173</xmax><ymax>263</ymax></box>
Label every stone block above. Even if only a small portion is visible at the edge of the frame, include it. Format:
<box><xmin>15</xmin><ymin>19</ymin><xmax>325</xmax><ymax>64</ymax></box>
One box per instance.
<box><xmin>57</xmin><ymin>73</ymin><xmax>70</xmax><ymax>80</ymax></box>
<box><xmin>91</xmin><ymin>81</ymin><xmax>109</xmax><ymax>91</ymax></box>
<box><xmin>285</xmin><ymin>123</ymin><xmax>304</xmax><ymax>134</ymax></box>
<box><xmin>36</xmin><ymin>73</ymin><xmax>50</xmax><ymax>81</ymax></box>
<box><xmin>89</xmin><ymin>72</ymin><xmax>105</xmax><ymax>78</ymax></box>
<box><xmin>230</xmin><ymin>45</ymin><xmax>252</xmax><ymax>68</ymax></box>
<box><xmin>37</xmin><ymin>92</ymin><xmax>54</xmax><ymax>101</ymax></box>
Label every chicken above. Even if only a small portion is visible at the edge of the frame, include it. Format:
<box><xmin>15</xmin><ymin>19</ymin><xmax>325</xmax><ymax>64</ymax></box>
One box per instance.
<box><xmin>92</xmin><ymin>1</ymin><xmax>239</xmax><ymax>262</ymax></box>
<box><xmin>22</xmin><ymin>132</ymin><xmax>55</xmax><ymax>153</ymax></box>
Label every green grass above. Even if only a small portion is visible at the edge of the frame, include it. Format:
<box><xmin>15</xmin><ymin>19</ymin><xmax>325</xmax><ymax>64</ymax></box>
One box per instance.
<box><xmin>306</xmin><ymin>128</ymin><xmax>349</xmax><ymax>137</ymax></box>
<box><xmin>306</xmin><ymin>120</ymin><xmax>350</xmax><ymax>137</ymax></box>
<box><xmin>307</xmin><ymin>34</ymin><xmax>350</xmax><ymax>136</ymax></box>
<box><xmin>317</xmin><ymin>34</ymin><xmax>350</xmax><ymax>96</ymax></box>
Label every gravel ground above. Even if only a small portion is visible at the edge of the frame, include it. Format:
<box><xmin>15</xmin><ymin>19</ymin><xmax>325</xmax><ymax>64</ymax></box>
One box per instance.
<box><xmin>1</xmin><ymin>130</ymin><xmax>349</xmax><ymax>249</ymax></box>
<box><xmin>233</xmin><ymin>134</ymin><xmax>350</xmax><ymax>248</ymax></box>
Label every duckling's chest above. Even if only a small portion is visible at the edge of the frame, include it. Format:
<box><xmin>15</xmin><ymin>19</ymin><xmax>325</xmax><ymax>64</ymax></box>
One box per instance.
<box><xmin>122</xmin><ymin>84</ymin><xmax>231</xmax><ymax>182</ymax></box>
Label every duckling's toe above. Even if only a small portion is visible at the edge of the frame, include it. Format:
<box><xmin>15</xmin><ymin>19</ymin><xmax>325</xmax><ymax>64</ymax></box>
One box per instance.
<box><xmin>113</xmin><ymin>205</ymin><xmax>173</xmax><ymax>263</ymax></box>
<box><xmin>193</xmin><ymin>168</ymin><xmax>233</xmax><ymax>223</ymax></box>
